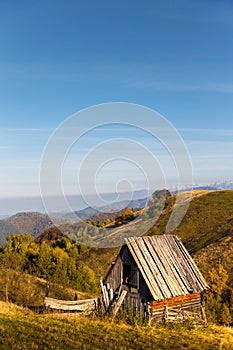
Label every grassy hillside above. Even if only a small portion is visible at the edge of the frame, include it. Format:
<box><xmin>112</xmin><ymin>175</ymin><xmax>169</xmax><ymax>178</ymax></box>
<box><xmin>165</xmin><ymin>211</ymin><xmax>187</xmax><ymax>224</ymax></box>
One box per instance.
<box><xmin>0</xmin><ymin>269</ymin><xmax>93</xmax><ymax>308</ymax></box>
<box><xmin>147</xmin><ymin>190</ymin><xmax>233</xmax><ymax>251</ymax></box>
<box><xmin>193</xmin><ymin>235</ymin><xmax>233</xmax><ymax>284</ymax></box>
<box><xmin>79</xmin><ymin>190</ymin><xmax>233</xmax><ymax>285</ymax></box>
<box><xmin>0</xmin><ymin>301</ymin><xmax>232</xmax><ymax>350</ymax></box>
<box><xmin>76</xmin><ymin>247</ymin><xmax>119</xmax><ymax>280</ymax></box>
<box><xmin>146</xmin><ymin>190</ymin><xmax>233</xmax><ymax>285</ymax></box>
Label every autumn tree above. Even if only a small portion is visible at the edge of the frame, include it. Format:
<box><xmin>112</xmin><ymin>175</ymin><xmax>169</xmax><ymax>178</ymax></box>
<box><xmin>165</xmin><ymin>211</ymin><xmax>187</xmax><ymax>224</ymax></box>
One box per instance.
<box><xmin>205</xmin><ymin>264</ymin><xmax>232</xmax><ymax>325</ymax></box>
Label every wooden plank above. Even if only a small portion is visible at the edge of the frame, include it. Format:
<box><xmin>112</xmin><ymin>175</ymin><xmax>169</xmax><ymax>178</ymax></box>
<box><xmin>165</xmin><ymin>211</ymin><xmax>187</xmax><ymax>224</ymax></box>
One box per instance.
<box><xmin>138</xmin><ymin>238</ymin><xmax>168</xmax><ymax>299</ymax></box>
<box><xmin>45</xmin><ymin>303</ymin><xmax>92</xmax><ymax>312</ymax></box>
<box><xmin>125</xmin><ymin>238</ymin><xmax>157</xmax><ymax>299</ymax></box>
<box><xmin>142</xmin><ymin>237</ymin><xmax>173</xmax><ymax>299</ymax></box>
<box><xmin>103</xmin><ymin>285</ymin><xmax>109</xmax><ymax>307</ymax></box>
<box><xmin>167</xmin><ymin>235</ymin><xmax>199</xmax><ymax>293</ymax></box>
<box><xmin>152</xmin><ymin>235</ymin><xmax>184</xmax><ymax>295</ymax></box>
<box><xmin>151</xmin><ymin>292</ymin><xmax>201</xmax><ymax>309</ymax></box>
<box><xmin>146</xmin><ymin>237</ymin><xmax>180</xmax><ymax>298</ymax></box>
<box><xmin>164</xmin><ymin>306</ymin><xmax>168</xmax><ymax>321</ymax></box>
<box><xmin>125</xmin><ymin>238</ymin><xmax>161</xmax><ymax>300</ymax></box>
<box><xmin>159</xmin><ymin>235</ymin><xmax>189</xmax><ymax>295</ymax></box>
<box><xmin>108</xmin><ymin>288</ymin><xmax>114</xmax><ymax>304</ymax></box>
<box><xmin>110</xmin><ymin>290</ymin><xmax>127</xmax><ymax>321</ymax></box>
<box><xmin>44</xmin><ymin>298</ymin><xmax>97</xmax><ymax>312</ymax></box>
<box><xmin>174</xmin><ymin>237</ymin><xmax>205</xmax><ymax>284</ymax></box>
<box><xmin>174</xmin><ymin>237</ymin><xmax>208</xmax><ymax>290</ymax></box>
<box><xmin>44</xmin><ymin>297</ymin><xmax>96</xmax><ymax>306</ymax></box>
<box><xmin>163</xmin><ymin>235</ymin><xmax>192</xmax><ymax>292</ymax></box>
<box><xmin>100</xmin><ymin>280</ymin><xmax>109</xmax><ymax>309</ymax></box>
<box><xmin>149</xmin><ymin>236</ymin><xmax>184</xmax><ymax>296</ymax></box>
<box><xmin>145</xmin><ymin>238</ymin><xmax>171</xmax><ymax>284</ymax></box>
<box><xmin>165</xmin><ymin>235</ymin><xmax>199</xmax><ymax>292</ymax></box>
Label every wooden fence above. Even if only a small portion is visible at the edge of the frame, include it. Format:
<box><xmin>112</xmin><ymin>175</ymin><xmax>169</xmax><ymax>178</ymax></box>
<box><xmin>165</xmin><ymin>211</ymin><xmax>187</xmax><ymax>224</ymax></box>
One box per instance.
<box><xmin>44</xmin><ymin>297</ymin><xmax>97</xmax><ymax>314</ymax></box>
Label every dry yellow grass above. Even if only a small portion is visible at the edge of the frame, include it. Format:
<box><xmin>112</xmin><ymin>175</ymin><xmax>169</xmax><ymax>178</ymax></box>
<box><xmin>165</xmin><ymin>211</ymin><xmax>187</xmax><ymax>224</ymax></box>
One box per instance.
<box><xmin>0</xmin><ymin>301</ymin><xmax>233</xmax><ymax>350</ymax></box>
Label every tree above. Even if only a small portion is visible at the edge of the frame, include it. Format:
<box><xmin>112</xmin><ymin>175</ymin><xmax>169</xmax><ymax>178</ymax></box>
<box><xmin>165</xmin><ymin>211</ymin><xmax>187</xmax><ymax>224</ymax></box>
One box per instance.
<box><xmin>220</xmin><ymin>303</ymin><xmax>232</xmax><ymax>325</ymax></box>
<box><xmin>75</xmin><ymin>261</ymin><xmax>97</xmax><ymax>292</ymax></box>
<box><xmin>208</xmin><ymin>264</ymin><xmax>229</xmax><ymax>296</ymax></box>
<box><xmin>205</xmin><ymin>264</ymin><xmax>232</xmax><ymax>325</ymax></box>
<box><xmin>141</xmin><ymin>210</ymin><xmax>149</xmax><ymax>221</ymax></box>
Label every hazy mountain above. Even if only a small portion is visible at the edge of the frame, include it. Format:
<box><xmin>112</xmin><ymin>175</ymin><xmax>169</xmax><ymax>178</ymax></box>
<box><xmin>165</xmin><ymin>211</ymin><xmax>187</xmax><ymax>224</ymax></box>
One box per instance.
<box><xmin>209</xmin><ymin>180</ymin><xmax>233</xmax><ymax>190</ymax></box>
<box><xmin>0</xmin><ymin>197</ymin><xmax>148</xmax><ymax>245</ymax></box>
<box><xmin>54</xmin><ymin>197</ymin><xmax>148</xmax><ymax>221</ymax></box>
<box><xmin>0</xmin><ymin>212</ymin><xmax>54</xmax><ymax>245</ymax></box>
<box><xmin>0</xmin><ymin>220</ymin><xmax>19</xmax><ymax>245</ymax></box>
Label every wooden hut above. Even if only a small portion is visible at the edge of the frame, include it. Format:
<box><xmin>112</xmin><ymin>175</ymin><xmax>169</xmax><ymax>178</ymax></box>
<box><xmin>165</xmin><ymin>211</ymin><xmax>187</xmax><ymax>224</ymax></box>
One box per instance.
<box><xmin>101</xmin><ymin>235</ymin><xmax>208</xmax><ymax>323</ymax></box>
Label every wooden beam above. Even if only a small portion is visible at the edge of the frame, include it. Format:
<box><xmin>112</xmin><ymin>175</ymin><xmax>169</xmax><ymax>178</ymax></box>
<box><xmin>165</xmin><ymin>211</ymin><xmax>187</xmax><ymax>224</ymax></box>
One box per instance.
<box><xmin>100</xmin><ymin>279</ymin><xmax>109</xmax><ymax>309</ymax></box>
<box><xmin>110</xmin><ymin>290</ymin><xmax>127</xmax><ymax>321</ymax></box>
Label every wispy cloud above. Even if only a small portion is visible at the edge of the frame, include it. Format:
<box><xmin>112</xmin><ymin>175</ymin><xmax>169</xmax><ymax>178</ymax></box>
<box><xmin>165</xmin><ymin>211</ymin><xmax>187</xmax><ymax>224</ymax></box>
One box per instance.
<box><xmin>1</xmin><ymin>59</ymin><xmax>233</xmax><ymax>95</ymax></box>
<box><xmin>192</xmin><ymin>153</ymin><xmax>233</xmax><ymax>160</ymax></box>
<box><xmin>0</xmin><ymin>127</ymin><xmax>53</xmax><ymax>132</ymax></box>
<box><xmin>179</xmin><ymin>128</ymin><xmax>233</xmax><ymax>136</ymax></box>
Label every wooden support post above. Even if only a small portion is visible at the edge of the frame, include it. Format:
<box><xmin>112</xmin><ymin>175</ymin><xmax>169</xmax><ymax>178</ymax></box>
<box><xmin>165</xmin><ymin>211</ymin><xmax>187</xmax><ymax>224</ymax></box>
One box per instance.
<box><xmin>108</xmin><ymin>288</ymin><xmax>114</xmax><ymax>304</ymax></box>
<box><xmin>164</xmin><ymin>305</ymin><xmax>168</xmax><ymax>322</ymax></box>
<box><xmin>110</xmin><ymin>290</ymin><xmax>127</xmax><ymax>322</ymax></box>
<box><xmin>100</xmin><ymin>280</ymin><xmax>109</xmax><ymax>309</ymax></box>
<box><xmin>201</xmin><ymin>306</ymin><xmax>208</xmax><ymax>326</ymax></box>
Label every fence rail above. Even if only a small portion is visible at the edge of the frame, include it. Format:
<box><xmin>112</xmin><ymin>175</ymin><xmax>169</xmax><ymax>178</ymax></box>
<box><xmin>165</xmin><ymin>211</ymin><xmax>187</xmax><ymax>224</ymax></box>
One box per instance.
<box><xmin>44</xmin><ymin>297</ymin><xmax>97</xmax><ymax>314</ymax></box>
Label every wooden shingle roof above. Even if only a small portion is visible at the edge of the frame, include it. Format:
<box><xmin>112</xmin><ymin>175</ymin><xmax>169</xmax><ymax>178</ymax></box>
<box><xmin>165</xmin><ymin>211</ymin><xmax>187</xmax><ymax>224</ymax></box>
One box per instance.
<box><xmin>125</xmin><ymin>235</ymin><xmax>208</xmax><ymax>301</ymax></box>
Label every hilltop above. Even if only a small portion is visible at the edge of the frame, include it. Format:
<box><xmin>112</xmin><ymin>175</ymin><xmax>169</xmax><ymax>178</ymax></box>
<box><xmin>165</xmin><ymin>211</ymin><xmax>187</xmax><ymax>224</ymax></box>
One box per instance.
<box><xmin>0</xmin><ymin>211</ymin><xmax>73</xmax><ymax>245</ymax></box>
<box><xmin>147</xmin><ymin>190</ymin><xmax>233</xmax><ymax>285</ymax></box>
<box><xmin>0</xmin><ymin>212</ymin><xmax>54</xmax><ymax>245</ymax></box>
<box><xmin>79</xmin><ymin>190</ymin><xmax>233</xmax><ymax>286</ymax></box>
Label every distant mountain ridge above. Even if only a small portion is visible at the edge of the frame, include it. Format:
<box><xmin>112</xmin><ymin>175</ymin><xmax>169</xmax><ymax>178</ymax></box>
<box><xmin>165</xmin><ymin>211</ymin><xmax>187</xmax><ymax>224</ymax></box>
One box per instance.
<box><xmin>0</xmin><ymin>198</ymin><xmax>148</xmax><ymax>245</ymax></box>
<box><xmin>170</xmin><ymin>180</ymin><xmax>233</xmax><ymax>193</ymax></box>
<box><xmin>53</xmin><ymin>197</ymin><xmax>148</xmax><ymax>221</ymax></box>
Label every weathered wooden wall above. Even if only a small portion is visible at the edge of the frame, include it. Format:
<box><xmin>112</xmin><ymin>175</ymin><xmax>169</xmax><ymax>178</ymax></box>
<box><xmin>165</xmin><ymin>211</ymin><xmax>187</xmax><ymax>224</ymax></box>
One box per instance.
<box><xmin>150</xmin><ymin>292</ymin><xmax>202</xmax><ymax>322</ymax></box>
<box><xmin>104</xmin><ymin>254</ymin><xmax>122</xmax><ymax>292</ymax></box>
<box><xmin>122</xmin><ymin>292</ymin><xmax>147</xmax><ymax>317</ymax></box>
<box><xmin>104</xmin><ymin>246</ymin><xmax>151</xmax><ymax>317</ymax></box>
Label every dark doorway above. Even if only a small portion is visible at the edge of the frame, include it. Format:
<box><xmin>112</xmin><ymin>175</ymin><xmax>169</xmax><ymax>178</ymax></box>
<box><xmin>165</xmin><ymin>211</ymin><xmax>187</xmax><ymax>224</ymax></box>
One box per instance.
<box><xmin>123</xmin><ymin>264</ymin><xmax>131</xmax><ymax>284</ymax></box>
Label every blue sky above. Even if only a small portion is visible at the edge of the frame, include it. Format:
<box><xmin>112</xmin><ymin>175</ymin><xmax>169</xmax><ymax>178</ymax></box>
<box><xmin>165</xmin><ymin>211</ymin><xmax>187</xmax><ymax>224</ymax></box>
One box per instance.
<box><xmin>0</xmin><ymin>0</ymin><xmax>233</xmax><ymax>213</ymax></box>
